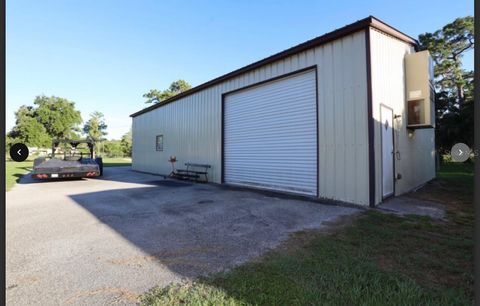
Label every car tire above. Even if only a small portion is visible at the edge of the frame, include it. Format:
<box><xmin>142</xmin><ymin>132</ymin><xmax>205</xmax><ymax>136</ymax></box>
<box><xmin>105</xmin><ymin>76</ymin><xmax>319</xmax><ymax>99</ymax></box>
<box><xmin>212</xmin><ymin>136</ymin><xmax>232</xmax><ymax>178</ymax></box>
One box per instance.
<box><xmin>95</xmin><ymin>157</ymin><xmax>103</xmax><ymax>176</ymax></box>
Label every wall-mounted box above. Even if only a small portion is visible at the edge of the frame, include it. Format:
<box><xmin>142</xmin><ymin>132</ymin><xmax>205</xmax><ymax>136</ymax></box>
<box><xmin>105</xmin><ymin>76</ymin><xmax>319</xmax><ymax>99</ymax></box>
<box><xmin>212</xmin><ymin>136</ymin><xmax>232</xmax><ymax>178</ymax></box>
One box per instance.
<box><xmin>405</xmin><ymin>50</ymin><xmax>435</xmax><ymax>129</ymax></box>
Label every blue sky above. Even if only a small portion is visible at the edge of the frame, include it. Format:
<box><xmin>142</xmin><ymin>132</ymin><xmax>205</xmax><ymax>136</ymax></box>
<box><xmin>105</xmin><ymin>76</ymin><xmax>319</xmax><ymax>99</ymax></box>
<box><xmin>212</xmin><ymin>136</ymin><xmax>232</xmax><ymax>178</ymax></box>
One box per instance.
<box><xmin>6</xmin><ymin>0</ymin><xmax>473</xmax><ymax>139</ymax></box>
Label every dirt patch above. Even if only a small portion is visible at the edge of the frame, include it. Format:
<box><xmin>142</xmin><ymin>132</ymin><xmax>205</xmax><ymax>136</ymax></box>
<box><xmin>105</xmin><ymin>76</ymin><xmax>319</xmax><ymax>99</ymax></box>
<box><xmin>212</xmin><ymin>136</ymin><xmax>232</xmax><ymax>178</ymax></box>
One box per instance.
<box><xmin>106</xmin><ymin>247</ymin><xmax>225</xmax><ymax>268</ymax></box>
<box><xmin>407</xmin><ymin>180</ymin><xmax>472</xmax><ymax>212</ymax></box>
<box><xmin>318</xmin><ymin>213</ymin><xmax>365</xmax><ymax>234</ymax></box>
<box><xmin>374</xmin><ymin>231</ymin><xmax>470</xmax><ymax>290</ymax></box>
<box><xmin>269</xmin><ymin>213</ymin><xmax>363</xmax><ymax>256</ymax></box>
<box><xmin>377</xmin><ymin>255</ymin><xmax>396</xmax><ymax>272</ymax></box>
<box><xmin>7</xmin><ymin>275</ymin><xmax>41</xmax><ymax>291</ymax></box>
<box><xmin>65</xmin><ymin>287</ymin><xmax>139</xmax><ymax>304</ymax></box>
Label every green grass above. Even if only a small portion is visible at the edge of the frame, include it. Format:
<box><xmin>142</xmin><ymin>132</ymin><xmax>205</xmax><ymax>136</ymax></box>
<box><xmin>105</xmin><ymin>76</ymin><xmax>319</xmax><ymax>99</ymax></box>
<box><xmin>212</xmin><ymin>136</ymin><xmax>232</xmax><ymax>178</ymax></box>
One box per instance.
<box><xmin>141</xmin><ymin>163</ymin><xmax>474</xmax><ymax>305</ymax></box>
<box><xmin>102</xmin><ymin>157</ymin><xmax>132</xmax><ymax>167</ymax></box>
<box><xmin>6</xmin><ymin>161</ymin><xmax>33</xmax><ymax>191</ymax></box>
<box><xmin>437</xmin><ymin>162</ymin><xmax>474</xmax><ymax>187</ymax></box>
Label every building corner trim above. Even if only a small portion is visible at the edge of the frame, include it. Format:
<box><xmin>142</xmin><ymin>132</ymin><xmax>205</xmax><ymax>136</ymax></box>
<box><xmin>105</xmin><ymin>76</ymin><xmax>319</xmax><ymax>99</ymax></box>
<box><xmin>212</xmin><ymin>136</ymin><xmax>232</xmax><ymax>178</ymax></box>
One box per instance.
<box><xmin>365</xmin><ymin>27</ymin><xmax>376</xmax><ymax>207</ymax></box>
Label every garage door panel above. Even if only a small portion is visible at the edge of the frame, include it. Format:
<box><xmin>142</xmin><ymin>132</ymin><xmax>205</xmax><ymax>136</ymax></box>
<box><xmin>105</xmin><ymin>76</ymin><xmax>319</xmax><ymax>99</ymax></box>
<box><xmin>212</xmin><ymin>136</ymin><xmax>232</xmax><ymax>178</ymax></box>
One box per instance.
<box><xmin>225</xmin><ymin>116</ymin><xmax>316</xmax><ymax>127</ymax></box>
<box><xmin>229</xmin><ymin>92</ymin><xmax>316</xmax><ymax>108</ymax></box>
<box><xmin>225</xmin><ymin>130</ymin><xmax>316</xmax><ymax>141</ymax></box>
<box><xmin>226</xmin><ymin>170</ymin><xmax>318</xmax><ymax>180</ymax></box>
<box><xmin>224</xmin><ymin>69</ymin><xmax>318</xmax><ymax>196</ymax></box>
<box><xmin>230</xmin><ymin>86</ymin><xmax>315</xmax><ymax>101</ymax></box>
<box><xmin>226</xmin><ymin>111</ymin><xmax>315</xmax><ymax>124</ymax></box>
<box><xmin>230</xmin><ymin>78</ymin><xmax>315</xmax><ymax>98</ymax></box>
<box><xmin>227</xmin><ymin>93</ymin><xmax>316</xmax><ymax>113</ymax></box>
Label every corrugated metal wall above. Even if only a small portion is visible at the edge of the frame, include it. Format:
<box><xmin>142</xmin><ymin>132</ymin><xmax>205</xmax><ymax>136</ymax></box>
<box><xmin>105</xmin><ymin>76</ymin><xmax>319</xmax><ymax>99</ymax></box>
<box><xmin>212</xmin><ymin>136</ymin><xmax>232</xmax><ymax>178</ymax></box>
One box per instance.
<box><xmin>132</xmin><ymin>30</ymin><xmax>370</xmax><ymax>205</ymax></box>
<box><xmin>369</xmin><ymin>28</ymin><xmax>436</xmax><ymax>204</ymax></box>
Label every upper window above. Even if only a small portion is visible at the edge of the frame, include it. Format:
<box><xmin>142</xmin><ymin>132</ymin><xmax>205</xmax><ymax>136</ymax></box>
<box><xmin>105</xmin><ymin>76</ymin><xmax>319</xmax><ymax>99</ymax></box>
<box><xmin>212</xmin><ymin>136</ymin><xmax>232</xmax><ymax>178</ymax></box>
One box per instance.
<box><xmin>407</xmin><ymin>100</ymin><xmax>424</xmax><ymax>125</ymax></box>
<box><xmin>156</xmin><ymin>135</ymin><xmax>163</xmax><ymax>151</ymax></box>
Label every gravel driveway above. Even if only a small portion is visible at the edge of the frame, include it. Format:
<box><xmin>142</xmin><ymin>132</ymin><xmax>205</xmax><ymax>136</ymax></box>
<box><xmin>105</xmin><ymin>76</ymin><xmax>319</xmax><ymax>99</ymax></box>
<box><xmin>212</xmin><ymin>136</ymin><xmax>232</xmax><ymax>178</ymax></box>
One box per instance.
<box><xmin>6</xmin><ymin>167</ymin><xmax>359</xmax><ymax>305</ymax></box>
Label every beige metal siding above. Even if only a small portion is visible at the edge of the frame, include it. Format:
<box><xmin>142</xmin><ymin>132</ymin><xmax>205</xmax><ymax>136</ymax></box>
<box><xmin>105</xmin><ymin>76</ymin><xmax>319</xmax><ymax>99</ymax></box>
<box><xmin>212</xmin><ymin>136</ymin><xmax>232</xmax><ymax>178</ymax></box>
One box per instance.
<box><xmin>132</xmin><ymin>30</ymin><xmax>369</xmax><ymax>205</ymax></box>
<box><xmin>132</xmin><ymin>92</ymin><xmax>221</xmax><ymax>179</ymax></box>
<box><xmin>318</xmin><ymin>32</ymin><xmax>369</xmax><ymax>205</ymax></box>
<box><xmin>369</xmin><ymin>28</ymin><xmax>436</xmax><ymax>204</ymax></box>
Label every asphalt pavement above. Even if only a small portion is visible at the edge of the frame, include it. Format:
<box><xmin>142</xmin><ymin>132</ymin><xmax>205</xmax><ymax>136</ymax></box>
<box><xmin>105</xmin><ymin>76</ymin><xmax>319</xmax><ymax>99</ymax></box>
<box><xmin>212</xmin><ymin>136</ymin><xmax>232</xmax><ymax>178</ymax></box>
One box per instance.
<box><xmin>6</xmin><ymin>166</ymin><xmax>359</xmax><ymax>305</ymax></box>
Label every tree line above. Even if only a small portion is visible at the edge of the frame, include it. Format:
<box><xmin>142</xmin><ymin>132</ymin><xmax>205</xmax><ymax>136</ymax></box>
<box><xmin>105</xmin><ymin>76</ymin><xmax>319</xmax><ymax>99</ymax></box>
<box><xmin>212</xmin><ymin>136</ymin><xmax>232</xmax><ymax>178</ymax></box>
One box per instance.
<box><xmin>6</xmin><ymin>95</ymin><xmax>132</xmax><ymax>157</ymax></box>
<box><xmin>5</xmin><ymin>78</ymin><xmax>192</xmax><ymax>157</ymax></box>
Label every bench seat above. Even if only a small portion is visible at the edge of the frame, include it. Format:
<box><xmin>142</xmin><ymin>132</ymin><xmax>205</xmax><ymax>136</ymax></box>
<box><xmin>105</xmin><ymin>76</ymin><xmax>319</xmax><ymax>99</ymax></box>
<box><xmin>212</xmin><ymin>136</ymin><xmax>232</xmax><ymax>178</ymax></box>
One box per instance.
<box><xmin>176</xmin><ymin>169</ymin><xmax>208</xmax><ymax>175</ymax></box>
<box><xmin>172</xmin><ymin>172</ymin><xmax>200</xmax><ymax>179</ymax></box>
<box><xmin>171</xmin><ymin>162</ymin><xmax>211</xmax><ymax>182</ymax></box>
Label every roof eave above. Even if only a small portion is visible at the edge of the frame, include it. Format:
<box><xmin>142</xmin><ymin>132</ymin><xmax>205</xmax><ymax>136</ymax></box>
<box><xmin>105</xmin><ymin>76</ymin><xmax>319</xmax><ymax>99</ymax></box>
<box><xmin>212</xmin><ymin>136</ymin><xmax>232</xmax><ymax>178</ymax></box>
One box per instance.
<box><xmin>369</xmin><ymin>16</ymin><xmax>418</xmax><ymax>46</ymax></box>
<box><xmin>130</xmin><ymin>16</ymin><xmax>417</xmax><ymax>118</ymax></box>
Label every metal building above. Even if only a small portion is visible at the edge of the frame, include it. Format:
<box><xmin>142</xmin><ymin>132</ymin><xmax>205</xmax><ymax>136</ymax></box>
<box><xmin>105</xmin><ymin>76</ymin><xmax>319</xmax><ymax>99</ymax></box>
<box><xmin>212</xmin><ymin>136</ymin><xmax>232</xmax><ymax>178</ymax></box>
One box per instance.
<box><xmin>130</xmin><ymin>16</ymin><xmax>436</xmax><ymax>207</ymax></box>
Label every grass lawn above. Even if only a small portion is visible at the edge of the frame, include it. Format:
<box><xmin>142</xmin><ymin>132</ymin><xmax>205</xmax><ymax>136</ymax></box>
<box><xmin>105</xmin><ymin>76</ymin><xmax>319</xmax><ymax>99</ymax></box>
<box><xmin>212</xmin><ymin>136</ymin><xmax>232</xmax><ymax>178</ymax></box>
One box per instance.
<box><xmin>6</xmin><ymin>160</ymin><xmax>33</xmax><ymax>191</ymax></box>
<box><xmin>141</xmin><ymin>162</ymin><xmax>474</xmax><ymax>305</ymax></box>
<box><xmin>5</xmin><ymin>157</ymin><xmax>132</xmax><ymax>191</ymax></box>
<box><xmin>102</xmin><ymin>157</ymin><xmax>132</xmax><ymax>167</ymax></box>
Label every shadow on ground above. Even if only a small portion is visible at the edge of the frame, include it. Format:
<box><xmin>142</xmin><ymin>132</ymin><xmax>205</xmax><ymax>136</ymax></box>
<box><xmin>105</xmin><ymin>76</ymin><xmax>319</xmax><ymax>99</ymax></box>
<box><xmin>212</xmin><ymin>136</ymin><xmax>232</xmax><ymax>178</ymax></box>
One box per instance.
<box><xmin>9</xmin><ymin>167</ymin><xmax>358</xmax><ymax>304</ymax></box>
<box><xmin>68</xmin><ymin>178</ymin><xmax>358</xmax><ymax>280</ymax></box>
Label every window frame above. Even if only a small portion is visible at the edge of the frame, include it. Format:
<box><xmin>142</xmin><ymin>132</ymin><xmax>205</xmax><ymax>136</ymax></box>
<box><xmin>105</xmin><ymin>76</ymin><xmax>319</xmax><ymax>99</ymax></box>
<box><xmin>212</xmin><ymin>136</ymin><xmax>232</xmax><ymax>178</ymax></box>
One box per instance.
<box><xmin>156</xmin><ymin>135</ymin><xmax>164</xmax><ymax>151</ymax></box>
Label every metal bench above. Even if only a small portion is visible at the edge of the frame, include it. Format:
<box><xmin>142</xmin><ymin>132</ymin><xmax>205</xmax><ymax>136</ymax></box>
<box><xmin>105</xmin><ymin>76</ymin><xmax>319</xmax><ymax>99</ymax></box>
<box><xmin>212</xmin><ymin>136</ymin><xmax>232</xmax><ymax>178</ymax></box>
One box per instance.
<box><xmin>173</xmin><ymin>163</ymin><xmax>211</xmax><ymax>182</ymax></box>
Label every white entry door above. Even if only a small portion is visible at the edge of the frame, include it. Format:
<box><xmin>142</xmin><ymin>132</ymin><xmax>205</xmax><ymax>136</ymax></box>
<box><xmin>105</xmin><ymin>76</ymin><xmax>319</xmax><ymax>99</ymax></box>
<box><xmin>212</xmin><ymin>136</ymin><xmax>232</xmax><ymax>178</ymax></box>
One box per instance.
<box><xmin>381</xmin><ymin>105</ymin><xmax>394</xmax><ymax>198</ymax></box>
<box><xmin>223</xmin><ymin>70</ymin><xmax>317</xmax><ymax>196</ymax></box>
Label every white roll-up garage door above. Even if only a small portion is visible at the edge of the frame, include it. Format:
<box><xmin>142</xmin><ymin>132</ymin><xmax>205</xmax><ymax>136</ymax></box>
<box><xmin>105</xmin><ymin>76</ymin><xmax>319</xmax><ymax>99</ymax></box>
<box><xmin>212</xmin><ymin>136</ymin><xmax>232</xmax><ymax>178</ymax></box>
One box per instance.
<box><xmin>224</xmin><ymin>69</ymin><xmax>317</xmax><ymax>196</ymax></box>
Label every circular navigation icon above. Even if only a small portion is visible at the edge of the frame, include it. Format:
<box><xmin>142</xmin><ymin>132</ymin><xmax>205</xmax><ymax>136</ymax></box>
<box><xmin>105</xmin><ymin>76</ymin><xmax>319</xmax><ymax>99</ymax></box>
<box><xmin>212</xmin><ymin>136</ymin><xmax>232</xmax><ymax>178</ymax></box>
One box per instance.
<box><xmin>451</xmin><ymin>143</ymin><xmax>470</xmax><ymax>163</ymax></box>
<box><xmin>9</xmin><ymin>143</ymin><xmax>29</xmax><ymax>162</ymax></box>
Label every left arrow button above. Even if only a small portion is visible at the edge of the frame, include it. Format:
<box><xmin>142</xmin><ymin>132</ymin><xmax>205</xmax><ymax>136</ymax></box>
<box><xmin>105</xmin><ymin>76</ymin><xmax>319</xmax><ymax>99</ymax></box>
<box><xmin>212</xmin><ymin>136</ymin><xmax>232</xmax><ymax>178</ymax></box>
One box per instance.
<box><xmin>10</xmin><ymin>143</ymin><xmax>29</xmax><ymax>162</ymax></box>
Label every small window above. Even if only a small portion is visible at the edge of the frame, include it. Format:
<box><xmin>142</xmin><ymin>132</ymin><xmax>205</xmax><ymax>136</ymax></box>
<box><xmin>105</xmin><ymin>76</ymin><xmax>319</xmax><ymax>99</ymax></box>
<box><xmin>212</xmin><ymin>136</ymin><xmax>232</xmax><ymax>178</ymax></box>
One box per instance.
<box><xmin>407</xmin><ymin>100</ymin><xmax>424</xmax><ymax>125</ymax></box>
<box><xmin>156</xmin><ymin>135</ymin><xmax>163</xmax><ymax>151</ymax></box>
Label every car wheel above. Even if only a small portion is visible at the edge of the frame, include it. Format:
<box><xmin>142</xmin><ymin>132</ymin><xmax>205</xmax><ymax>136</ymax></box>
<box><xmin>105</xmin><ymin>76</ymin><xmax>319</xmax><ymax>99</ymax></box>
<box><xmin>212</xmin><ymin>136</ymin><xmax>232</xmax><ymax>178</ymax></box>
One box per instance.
<box><xmin>95</xmin><ymin>157</ymin><xmax>103</xmax><ymax>176</ymax></box>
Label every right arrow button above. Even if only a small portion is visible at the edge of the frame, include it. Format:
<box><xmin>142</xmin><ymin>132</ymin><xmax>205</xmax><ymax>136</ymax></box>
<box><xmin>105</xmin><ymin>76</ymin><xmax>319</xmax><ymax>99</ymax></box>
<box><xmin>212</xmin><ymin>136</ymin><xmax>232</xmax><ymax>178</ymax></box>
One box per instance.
<box><xmin>451</xmin><ymin>143</ymin><xmax>470</xmax><ymax>162</ymax></box>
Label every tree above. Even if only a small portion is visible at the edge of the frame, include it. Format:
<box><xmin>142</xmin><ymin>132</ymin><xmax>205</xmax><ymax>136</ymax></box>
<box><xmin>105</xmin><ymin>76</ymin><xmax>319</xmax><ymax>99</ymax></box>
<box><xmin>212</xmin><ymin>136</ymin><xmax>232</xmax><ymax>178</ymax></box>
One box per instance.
<box><xmin>7</xmin><ymin>105</ymin><xmax>51</xmax><ymax>147</ymax></box>
<box><xmin>83</xmin><ymin>111</ymin><xmax>108</xmax><ymax>156</ymax></box>
<box><xmin>83</xmin><ymin>111</ymin><xmax>108</xmax><ymax>141</ymax></box>
<box><xmin>103</xmin><ymin>140</ymin><xmax>123</xmax><ymax>157</ymax></box>
<box><xmin>33</xmin><ymin>95</ymin><xmax>83</xmax><ymax>139</ymax></box>
<box><xmin>6</xmin><ymin>135</ymin><xmax>15</xmax><ymax>150</ymax></box>
<box><xmin>120</xmin><ymin>129</ymin><xmax>132</xmax><ymax>157</ymax></box>
<box><xmin>418</xmin><ymin>16</ymin><xmax>474</xmax><ymax>151</ymax></box>
<box><xmin>8</xmin><ymin>95</ymin><xmax>83</xmax><ymax>150</ymax></box>
<box><xmin>419</xmin><ymin>16</ymin><xmax>473</xmax><ymax>106</ymax></box>
<box><xmin>143</xmin><ymin>80</ymin><xmax>192</xmax><ymax>104</ymax></box>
